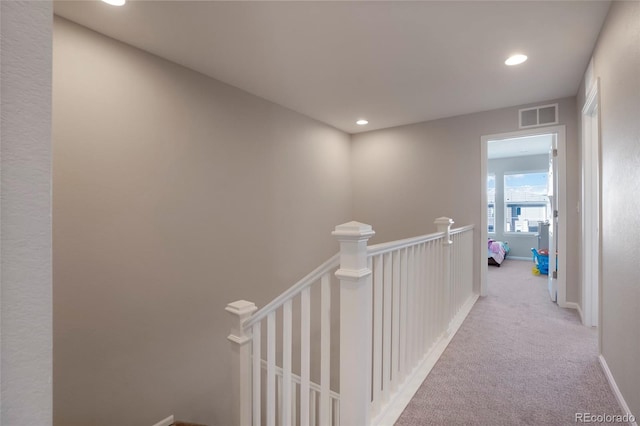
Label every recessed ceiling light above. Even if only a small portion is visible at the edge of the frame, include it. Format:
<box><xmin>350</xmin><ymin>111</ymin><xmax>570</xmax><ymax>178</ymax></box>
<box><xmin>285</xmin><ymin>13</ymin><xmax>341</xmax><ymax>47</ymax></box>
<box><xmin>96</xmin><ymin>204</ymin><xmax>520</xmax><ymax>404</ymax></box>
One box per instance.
<box><xmin>356</xmin><ymin>119</ymin><xmax>369</xmax><ymax>126</ymax></box>
<box><xmin>505</xmin><ymin>54</ymin><xmax>528</xmax><ymax>66</ymax></box>
<box><xmin>102</xmin><ymin>0</ymin><xmax>126</xmax><ymax>6</ymax></box>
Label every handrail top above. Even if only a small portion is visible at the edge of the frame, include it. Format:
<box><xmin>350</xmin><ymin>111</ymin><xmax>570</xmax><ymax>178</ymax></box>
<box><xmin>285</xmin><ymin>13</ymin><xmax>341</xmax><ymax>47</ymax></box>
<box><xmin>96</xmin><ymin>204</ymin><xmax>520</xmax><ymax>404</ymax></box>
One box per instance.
<box><xmin>243</xmin><ymin>253</ymin><xmax>339</xmax><ymax>330</ymax></box>
<box><xmin>367</xmin><ymin>231</ymin><xmax>445</xmax><ymax>256</ymax></box>
<box><xmin>451</xmin><ymin>224</ymin><xmax>475</xmax><ymax>234</ymax></box>
<box><xmin>367</xmin><ymin>224</ymin><xmax>474</xmax><ymax>256</ymax></box>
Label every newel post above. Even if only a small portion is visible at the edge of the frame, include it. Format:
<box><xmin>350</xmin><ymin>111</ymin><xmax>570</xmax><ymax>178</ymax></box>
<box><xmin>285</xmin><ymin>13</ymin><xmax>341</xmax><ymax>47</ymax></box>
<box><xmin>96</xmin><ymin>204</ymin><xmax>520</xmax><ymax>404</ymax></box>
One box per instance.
<box><xmin>435</xmin><ymin>217</ymin><xmax>454</xmax><ymax>331</ymax></box>
<box><xmin>332</xmin><ymin>221</ymin><xmax>375</xmax><ymax>426</ymax></box>
<box><xmin>226</xmin><ymin>300</ymin><xmax>258</xmax><ymax>426</ymax></box>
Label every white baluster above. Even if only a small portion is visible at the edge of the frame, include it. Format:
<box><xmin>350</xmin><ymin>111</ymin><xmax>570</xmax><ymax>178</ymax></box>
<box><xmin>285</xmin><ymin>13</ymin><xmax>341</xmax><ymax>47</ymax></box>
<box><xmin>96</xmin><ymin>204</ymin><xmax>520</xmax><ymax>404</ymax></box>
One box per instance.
<box><xmin>460</xmin><ymin>235</ymin><xmax>464</xmax><ymax>307</ymax></box>
<box><xmin>399</xmin><ymin>247</ymin><xmax>408</xmax><ymax>378</ymax></box>
<box><xmin>423</xmin><ymin>242</ymin><xmax>429</xmax><ymax>352</ymax></box>
<box><xmin>416</xmin><ymin>244</ymin><xmax>423</xmax><ymax>356</ymax></box>
<box><xmin>431</xmin><ymin>241</ymin><xmax>437</xmax><ymax>346</ymax></box>
<box><xmin>468</xmin><ymin>231</ymin><xmax>473</xmax><ymax>296</ymax></box>
<box><xmin>420</xmin><ymin>244</ymin><xmax>425</xmax><ymax>355</ymax></box>
<box><xmin>456</xmin><ymin>234</ymin><xmax>460</xmax><ymax>311</ymax></box>
<box><xmin>451</xmin><ymin>235</ymin><xmax>455</xmax><ymax>313</ymax></box>
<box><xmin>391</xmin><ymin>250</ymin><xmax>400</xmax><ymax>391</ymax></box>
<box><xmin>411</xmin><ymin>245</ymin><xmax>422</xmax><ymax>366</ymax></box>
<box><xmin>432</xmin><ymin>242</ymin><xmax>438</xmax><ymax>344</ymax></box>
<box><xmin>320</xmin><ymin>272</ymin><xmax>331</xmax><ymax>426</ymax></box>
<box><xmin>382</xmin><ymin>253</ymin><xmax>392</xmax><ymax>403</ymax></box>
<box><xmin>372</xmin><ymin>255</ymin><xmax>383</xmax><ymax>414</ymax></box>
<box><xmin>267</xmin><ymin>312</ymin><xmax>276</xmax><ymax>426</ymax></box>
<box><xmin>436</xmin><ymin>239</ymin><xmax>443</xmax><ymax>332</ymax></box>
<box><xmin>407</xmin><ymin>246</ymin><xmax>414</xmax><ymax>368</ymax></box>
<box><xmin>414</xmin><ymin>245</ymin><xmax>420</xmax><ymax>363</ymax></box>
<box><xmin>252</xmin><ymin>323</ymin><xmax>261</xmax><ymax>426</ymax></box>
<box><xmin>300</xmin><ymin>287</ymin><xmax>311</xmax><ymax>426</ymax></box>
<box><xmin>283</xmin><ymin>299</ymin><xmax>293</xmax><ymax>426</ymax></box>
<box><xmin>425</xmin><ymin>242</ymin><xmax>432</xmax><ymax>350</ymax></box>
<box><xmin>226</xmin><ymin>300</ymin><xmax>258</xmax><ymax>426</ymax></box>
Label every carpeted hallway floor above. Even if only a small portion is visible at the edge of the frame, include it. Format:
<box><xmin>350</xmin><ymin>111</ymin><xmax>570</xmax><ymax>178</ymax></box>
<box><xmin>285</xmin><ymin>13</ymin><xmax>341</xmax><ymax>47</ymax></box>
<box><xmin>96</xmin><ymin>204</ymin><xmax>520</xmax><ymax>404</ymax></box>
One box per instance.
<box><xmin>395</xmin><ymin>259</ymin><xmax>622</xmax><ymax>426</ymax></box>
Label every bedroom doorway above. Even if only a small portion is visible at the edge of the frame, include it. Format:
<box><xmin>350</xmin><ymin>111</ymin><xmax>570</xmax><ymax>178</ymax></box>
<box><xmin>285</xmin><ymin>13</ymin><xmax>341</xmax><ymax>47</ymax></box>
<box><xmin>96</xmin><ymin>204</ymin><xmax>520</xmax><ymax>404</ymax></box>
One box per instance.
<box><xmin>480</xmin><ymin>126</ymin><xmax>567</xmax><ymax>307</ymax></box>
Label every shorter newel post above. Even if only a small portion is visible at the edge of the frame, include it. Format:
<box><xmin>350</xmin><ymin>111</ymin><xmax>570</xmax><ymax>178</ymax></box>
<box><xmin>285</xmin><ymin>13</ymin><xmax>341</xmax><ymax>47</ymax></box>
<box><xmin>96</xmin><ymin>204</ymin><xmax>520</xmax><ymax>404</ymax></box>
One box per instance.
<box><xmin>435</xmin><ymin>217</ymin><xmax>454</xmax><ymax>331</ymax></box>
<box><xmin>333</xmin><ymin>221</ymin><xmax>375</xmax><ymax>426</ymax></box>
<box><xmin>226</xmin><ymin>300</ymin><xmax>258</xmax><ymax>426</ymax></box>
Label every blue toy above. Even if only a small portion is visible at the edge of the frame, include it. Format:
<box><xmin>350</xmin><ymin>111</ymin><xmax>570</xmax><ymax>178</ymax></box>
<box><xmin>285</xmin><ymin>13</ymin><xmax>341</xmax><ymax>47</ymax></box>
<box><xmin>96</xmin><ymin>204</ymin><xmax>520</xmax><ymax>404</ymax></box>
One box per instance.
<box><xmin>531</xmin><ymin>248</ymin><xmax>549</xmax><ymax>275</ymax></box>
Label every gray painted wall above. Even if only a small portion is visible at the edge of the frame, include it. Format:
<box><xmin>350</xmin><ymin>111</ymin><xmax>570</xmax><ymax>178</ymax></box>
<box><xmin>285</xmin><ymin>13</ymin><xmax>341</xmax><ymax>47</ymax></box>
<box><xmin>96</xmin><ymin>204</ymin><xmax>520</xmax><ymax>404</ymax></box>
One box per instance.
<box><xmin>488</xmin><ymin>154</ymin><xmax>549</xmax><ymax>258</ymax></box>
<box><xmin>351</xmin><ymin>97</ymin><xmax>580</xmax><ymax>303</ymax></box>
<box><xmin>579</xmin><ymin>0</ymin><xmax>640</xmax><ymax>418</ymax></box>
<box><xmin>53</xmin><ymin>18</ymin><xmax>351</xmax><ymax>426</ymax></box>
<box><xmin>1</xmin><ymin>2</ymin><xmax>53</xmax><ymax>425</ymax></box>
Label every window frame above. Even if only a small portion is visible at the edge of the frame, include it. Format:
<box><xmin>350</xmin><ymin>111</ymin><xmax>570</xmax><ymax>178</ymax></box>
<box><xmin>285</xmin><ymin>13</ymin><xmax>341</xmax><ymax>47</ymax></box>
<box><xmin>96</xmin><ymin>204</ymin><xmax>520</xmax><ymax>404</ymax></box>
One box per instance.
<box><xmin>502</xmin><ymin>169</ymin><xmax>549</xmax><ymax>235</ymax></box>
<box><xmin>487</xmin><ymin>173</ymin><xmax>496</xmax><ymax>235</ymax></box>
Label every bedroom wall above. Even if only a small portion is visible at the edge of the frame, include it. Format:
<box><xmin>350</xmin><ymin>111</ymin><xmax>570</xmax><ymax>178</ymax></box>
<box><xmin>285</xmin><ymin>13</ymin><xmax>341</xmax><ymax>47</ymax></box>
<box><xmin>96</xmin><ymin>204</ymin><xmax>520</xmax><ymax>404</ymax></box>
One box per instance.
<box><xmin>578</xmin><ymin>0</ymin><xmax>640</xmax><ymax>418</ymax></box>
<box><xmin>488</xmin><ymin>154</ymin><xmax>549</xmax><ymax>259</ymax></box>
<box><xmin>351</xmin><ymin>96</ymin><xmax>581</xmax><ymax>303</ymax></box>
<box><xmin>53</xmin><ymin>17</ymin><xmax>351</xmax><ymax>426</ymax></box>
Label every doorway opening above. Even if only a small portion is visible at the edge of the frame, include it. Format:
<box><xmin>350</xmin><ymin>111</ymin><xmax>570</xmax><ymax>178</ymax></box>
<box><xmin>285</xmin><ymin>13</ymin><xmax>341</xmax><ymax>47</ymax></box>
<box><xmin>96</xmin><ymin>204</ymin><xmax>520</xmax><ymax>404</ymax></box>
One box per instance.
<box><xmin>480</xmin><ymin>126</ymin><xmax>567</xmax><ymax>307</ymax></box>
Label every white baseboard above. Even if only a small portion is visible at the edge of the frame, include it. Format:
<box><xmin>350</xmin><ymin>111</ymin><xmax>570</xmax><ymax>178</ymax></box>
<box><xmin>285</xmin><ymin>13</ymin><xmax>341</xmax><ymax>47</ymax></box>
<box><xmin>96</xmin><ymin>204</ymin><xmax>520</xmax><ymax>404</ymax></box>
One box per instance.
<box><xmin>152</xmin><ymin>415</ymin><xmax>174</xmax><ymax>426</ymax></box>
<box><xmin>598</xmin><ymin>355</ymin><xmax>638</xmax><ymax>425</ymax></box>
<box><xmin>563</xmin><ymin>302</ymin><xmax>584</xmax><ymax>324</ymax></box>
<box><xmin>372</xmin><ymin>293</ymin><xmax>479</xmax><ymax>426</ymax></box>
<box><xmin>507</xmin><ymin>256</ymin><xmax>531</xmax><ymax>261</ymax></box>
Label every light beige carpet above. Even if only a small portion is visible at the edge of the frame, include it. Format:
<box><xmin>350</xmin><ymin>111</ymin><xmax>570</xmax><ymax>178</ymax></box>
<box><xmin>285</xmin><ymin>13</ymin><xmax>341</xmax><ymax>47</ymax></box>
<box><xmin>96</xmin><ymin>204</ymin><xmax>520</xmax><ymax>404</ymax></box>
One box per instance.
<box><xmin>395</xmin><ymin>259</ymin><xmax>622</xmax><ymax>425</ymax></box>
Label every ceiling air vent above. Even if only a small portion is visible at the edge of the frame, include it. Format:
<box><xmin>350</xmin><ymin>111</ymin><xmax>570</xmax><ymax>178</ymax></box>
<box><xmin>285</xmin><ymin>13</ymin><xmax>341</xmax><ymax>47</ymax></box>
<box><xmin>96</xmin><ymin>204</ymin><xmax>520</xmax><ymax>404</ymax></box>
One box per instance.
<box><xmin>519</xmin><ymin>104</ymin><xmax>558</xmax><ymax>129</ymax></box>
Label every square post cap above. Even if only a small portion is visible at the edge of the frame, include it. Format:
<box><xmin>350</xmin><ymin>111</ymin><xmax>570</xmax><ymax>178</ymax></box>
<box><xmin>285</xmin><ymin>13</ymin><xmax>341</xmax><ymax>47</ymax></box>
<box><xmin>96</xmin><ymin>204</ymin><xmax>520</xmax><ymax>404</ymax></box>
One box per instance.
<box><xmin>434</xmin><ymin>217</ymin><xmax>454</xmax><ymax>227</ymax></box>
<box><xmin>332</xmin><ymin>221</ymin><xmax>375</xmax><ymax>240</ymax></box>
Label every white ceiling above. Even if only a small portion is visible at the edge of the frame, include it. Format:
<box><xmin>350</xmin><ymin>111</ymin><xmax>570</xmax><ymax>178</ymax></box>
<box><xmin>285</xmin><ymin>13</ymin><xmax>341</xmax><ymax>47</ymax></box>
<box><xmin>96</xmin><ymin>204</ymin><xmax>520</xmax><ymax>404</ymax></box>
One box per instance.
<box><xmin>53</xmin><ymin>1</ymin><xmax>611</xmax><ymax>134</ymax></box>
<box><xmin>488</xmin><ymin>134</ymin><xmax>553</xmax><ymax>159</ymax></box>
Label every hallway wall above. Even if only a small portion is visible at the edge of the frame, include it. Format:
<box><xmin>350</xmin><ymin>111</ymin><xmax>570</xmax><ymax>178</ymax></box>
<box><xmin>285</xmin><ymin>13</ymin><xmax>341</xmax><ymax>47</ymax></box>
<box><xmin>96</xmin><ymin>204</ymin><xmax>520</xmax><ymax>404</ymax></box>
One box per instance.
<box><xmin>351</xmin><ymin>97</ymin><xmax>580</xmax><ymax>302</ymax></box>
<box><xmin>578</xmin><ymin>0</ymin><xmax>640</xmax><ymax>418</ymax></box>
<box><xmin>53</xmin><ymin>18</ymin><xmax>351</xmax><ymax>426</ymax></box>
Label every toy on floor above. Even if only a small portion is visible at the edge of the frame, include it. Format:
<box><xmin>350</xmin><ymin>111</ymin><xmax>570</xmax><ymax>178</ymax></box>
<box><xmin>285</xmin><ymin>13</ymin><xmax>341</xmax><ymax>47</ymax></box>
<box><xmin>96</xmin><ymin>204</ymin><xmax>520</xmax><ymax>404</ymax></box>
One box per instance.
<box><xmin>531</xmin><ymin>248</ymin><xmax>549</xmax><ymax>275</ymax></box>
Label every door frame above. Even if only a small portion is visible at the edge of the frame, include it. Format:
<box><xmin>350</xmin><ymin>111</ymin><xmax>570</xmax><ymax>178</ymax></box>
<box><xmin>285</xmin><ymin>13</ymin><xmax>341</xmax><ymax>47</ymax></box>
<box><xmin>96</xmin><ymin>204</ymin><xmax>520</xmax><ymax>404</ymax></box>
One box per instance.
<box><xmin>480</xmin><ymin>125</ymin><xmax>567</xmax><ymax>308</ymax></box>
<box><xmin>581</xmin><ymin>79</ymin><xmax>601</xmax><ymax>329</ymax></box>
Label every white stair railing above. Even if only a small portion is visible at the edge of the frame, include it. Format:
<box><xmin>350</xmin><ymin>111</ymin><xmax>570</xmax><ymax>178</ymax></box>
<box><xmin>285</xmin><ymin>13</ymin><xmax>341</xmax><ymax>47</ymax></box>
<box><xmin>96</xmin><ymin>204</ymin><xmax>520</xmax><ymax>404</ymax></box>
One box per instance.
<box><xmin>226</xmin><ymin>253</ymin><xmax>341</xmax><ymax>426</ymax></box>
<box><xmin>227</xmin><ymin>217</ymin><xmax>476</xmax><ymax>426</ymax></box>
<box><xmin>366</xmin><ymin>219</ymin><xmax>475</xmax><ymax>425</ymax></box>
